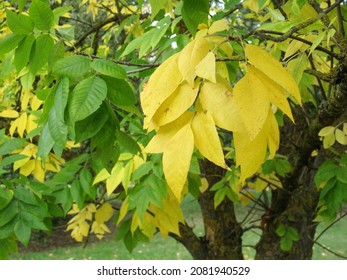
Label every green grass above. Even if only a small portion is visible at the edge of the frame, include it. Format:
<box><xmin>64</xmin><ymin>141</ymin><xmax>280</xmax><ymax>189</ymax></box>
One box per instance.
<box><xmin>10</xmin><ymin>198</ymin><xmax>347</xmax><ymax>260</ymax></box>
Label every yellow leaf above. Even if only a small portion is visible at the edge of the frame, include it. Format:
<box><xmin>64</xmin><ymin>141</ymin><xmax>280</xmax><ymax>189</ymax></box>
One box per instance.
<box><xmin>265</xmin><ymin>109</ymin><xmax>280</xmax><ymax>158</ymax></box>
<box><xmin>117</xmin><ymin>196</ymin><xmax>129</xmax><ymax>225</ymax></box>
<box><xmin>32</xmin><ymin>159</ymin><xmax>45</xmax><ymax>182</ymax></box>
<box><xmin>131</xmin><ymin>212</ymin><xmax>141</xmax><ymax>234</ymax></box>
<box><xmin>248</xmin><ymin>66</ymin><xmax>294</xmax><ymax>122</ymax></box>
<box><xmin>145</xmin><ymin>112</ymin><xmax>194</xmax><ymax>154</ymax></box>
<box><xmin>106</xmin><ymin>163</ymin><xmax>124</xmax><ymax>196</ymax></box>
<box><xmin>245</xmin><ymin>44</ymin><xmax>301</xmax><ymax>104</ymax></box>
<box><xmin>323</xmin><ymin>132</ymin><xmax>336</xmax><ymax>149</ymax></box>
<box><xmin>195</xmin><ymin>52</ymin><xmax>216</xmax><ymax>83</ymax></box>
<box><xmin>199</xmin><ymin>178</ymin><xmax>209</xmax><ymax>193</ymax></box>
<box><xmin>191</xmin><ymin>111</ymin><xmax>227</xmax><ymax>169</ymax></box>
<box><xmin>21</xmin><ymin>91</ymin><xmax>32</xmax><ymax>110</ymax></box>
<box><xmin>163</xmin><ymin>123</ymin><xmax>194</xmax><ymax>201</ymax></box>
<box><xmin>17</xmin><ymin>112</ymin><xmax>27</xmax><ymax>138</ymax></box>
<box><xmin>122</xmin><ymin>160</ymin><xmax>134</xmax><ymax>192</ymax></box>
<box><xmin>335</xmin><ymin>129</ymin><xmax>347</xmax><ymax>145</ymax></box>
<box><xmin>31</xmin><ymin>95</ymin><xmax>43</xmax><ymax>111</ymax></box>
<box><xmin>152</xmin><ymin>82</ymin><xmax>199</xmax><ymax>127</ymax></box>
<box><xmin>343</xmin><ymin>123</ymin><xmax>347</xmax><ymax>134</ymax></box>
<box><xmin>150</xmin><ymin>194</ymin><xmax>184</xmax><ymax>236</ymax></box>
<box><xmin>19</xmin><ymin>159</ymin><xmax>35</xmax><ymax>176</ymax></box>
<box><xmin>208</xmin><ymin>19</ymin><xmax>229</xmax><ymax>34</ymax></box>
<box><xmin>233</xmin><ymin>71</ymin><xmax>270</xmax><ymax>140</ymax></box>
<box><xmin>95</xmin><ymin>203</ymin><xmax>114</xmax><ymax>224</ymax></box>
<box><xmin>198</xmin><ymin>81</ymin><xmax>243</xmax><ymax>132</ymax></box>
<box><xmin>140</xmin><ymin>212</ymin><xmax>157</xmax><ymax>239</ymax></box>
<box><xmin>141</xmin><ymin>53</ymin><xmax>182</xmax><ymax>129</ymax></box>
<box><xmin>216</xmin><ymin>62</ymin><xmax>230</xmax><ymax>81</ymax></box>
<box><xmin>318</xmin><ymin>126</ymin><xmax>335</xmax><ymax>137</ymax></box>
<box><xmin>234</xmin><ymin>122</ymin><xmax>268</xmax><ymax>183</ymax></box>
<box><xmin>178</xmin><ymin>37</ymin><xmax>210</xmax><ymax>86</ymax></box>
<box><xmin>93</xmin><ymin>168</ymin><xmax>111</xmax><ymax>185</ymax></box>
<box><xmin>0</xmin><ymin>109</ymin><xmax>19</xmax><ymax>118</ymax></box>
<box><xmin>26</xmin><ymin>114</ymin><xmax>38</xmax><ymax>134</ymax></box>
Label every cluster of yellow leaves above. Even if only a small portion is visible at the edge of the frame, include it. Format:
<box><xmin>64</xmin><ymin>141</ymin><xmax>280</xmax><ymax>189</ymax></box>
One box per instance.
<box><xmin>93</xmin><ymin>152</ymin><xmax>146</xmax><ymax>196</ymax></box>
<box><xmin>66</xmin><ymin>202</ymin><xmax>114</xmax><ymax>242</ymax></box>
<box><xmin>12</xmin><ymin>143</ymin><xmax>62</xmax><ymax>182</ymax></box>
<box><xmin>141</xmin><ymin>20</ymin><xmax>301</xmax><ymax>200</ymax></box>
<box><xmin>318</xmin><ymin>124</ymin><xmax>347</xmax><ymax>148</ymax></box>
<box><xmin>118</xmin><ymin>190</ymin><xmax>184</xmax><ymax>239</ymax></box>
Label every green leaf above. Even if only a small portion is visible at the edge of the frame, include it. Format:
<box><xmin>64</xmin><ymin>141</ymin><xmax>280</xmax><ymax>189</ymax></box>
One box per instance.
<box><xmin>70</xmin><ymin>180</ymin><xmax>85</xmax><ymax>210</ymax></box>
<box><xmin>0</xmin><ymin>189</ymin><xmax>13</xmax><ymax>211</ymax></box>
<box><xmin>0</xmin><ymin>238</ymin><xmax>17</xmax><ymax>260</ymax></box>
<box><xmin>91</xmin><ymin>118</ymin><xmax>119</xmax><ymax>172</ymax></box>
<box><xmin>51</xmin><ymin>188</ymin><xmax>73</xmax><ymax>215</ymax></box>
<box><xmin>314</xmin><ymin>160</ymin><xmax>337</xmax><ymax>188</ymax></box>
<box><xmin>275</xmin><ymin>158</ymin><xmax>292</xmax><ymax>177</ymax></box>
<box><xmin>0</xmin><ymin>138</ymin><xmax>25</xmax><ymax>156</ymax></box>
<box><xmin>37</xmin><ymin>123</ymin><xmax>55</xmax><ymax>159</ymax></box>
<box><xmin>14</xmin><ymin>220</ymin><xmax>31</xmax><ymax>247</ymax></box>
<box><xmin>69</xmin><ymin>76</ymin><xmax>107</xmax><ymax>123</ymax></box>
<box><xmin>132</xmin><ymin>162</ymin><xmax>153</xmax><ymax>181</ymax></box>
<box><xmin>13</xmin><ymin>188</ymin><xmax>38</xmax><ymax>206</ymax></box>
<box><xmin>20</xmin><ymin>211</ymin><xmax>48</xmax><ymax>231</ymax></box>
<box><xmin>103</xmin><ymin>76</ymin><xmax>136</xmax><ymax>106</ymax></box>
<box><xmin>29</xmin><ymin>0</ymin><xmax>54</xmax><ymax>31</ymax></box>
<box><xmin>29</xmin><ymin>34</ymin><xmax>54</xmax><ymax>75</ymax></box>
<box><xmin>53</xmin><ymin>55</ymin><xmax>91</xmax><ymax>80</ymax></box>
<box><xmin>75</xmin><ymin>102</ymin><xmax>109</xmax><ymax>142</ymax></box>
<box><xmin>117</xmin><ymin>131</ymin><xmax>141</xmax><ymax>155</ymax></box>
<box><xmin>280</xmin><ymin>237</ymin><xmax>293</xmax><ymax>251</ymax></box>
<box><xmin>286</xmin><ymin>227</ymin><xmax>299</xmax><ymax>241</ymax></box>
<box><xmin>150</xmin><ymin>0</ymin><xmax>168</xmax><ymax>17</ymax></box>
<box><xmin>275</xmin><ymin>224</ymin><xmax>286</xmax><ymax>237</ymax></box>
<box><xmin>14</xmin><ymin>34</ymin><xmax>35</xmax><ymax>72</ymax></box>
<box><xmin>336</xmin><ymin>166</ymin><xmax>347</xmax><ymax>184</ymax></box>
<box><xmin>0</xmin><ymin>200</ymin><xmax>19</xmax><ymax>228</ymax></box>
<box><xmin>47</xmin><ymin>78</ymin><xmax>69</xmax><ymax>155</ymax></box>
<box><xmin>79</xmin><ymin>168</ymin><xmax>95</xmax><ymax>200</ymax></box>
<box><xmin>181</xmin><ymin>0</ymin><xmax>209</xmax><ymax>35</ymax></box>
<box><xmin>6</xmin><ymin>9</ymin><xmax>34</xmax><ymax>34</ymax></box>
<box><xmin>48</xmin><ymin>41</ymin><xmax>65</xmax><ymax>71</ymax></box>
<box><xmin>91</xmin><ymin>59</ymin><xmax>126</xmax><ymax>79</ymax></box>
<box><xmin>0</xmin><ymin>34</ymin><xmax>25</xmax><ymax>55</ymax></box>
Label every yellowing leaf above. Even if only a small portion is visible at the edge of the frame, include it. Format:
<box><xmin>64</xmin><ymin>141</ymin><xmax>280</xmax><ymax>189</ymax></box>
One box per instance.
<box><xmin>245</xmin><ymin>44</ymin><xmax>301</xmax><ymax>104</ymax></box>
<box><xmin>32</xmin><ymin>160</ymin><xmax>45</xmax><ymax>182</ymax></box>
<box><xmin>152</xmin><ymin>82</ymin><xmax>199</xmax><ymax>126</ymax></box>
<box><xmin>31</xmin><ymin>95</ymin><xmax>43</xmax><ymax>111</ymax></box>
<box><xmin>17</xmin><ymin>112</ymin><xmax>28</xmax><ymax>138</ymax></box>
<box><xmin>191</xmin><ymin>111</ymin><xmax>227</xmax><ymax>169</ymax></box>
<box><xmin>318</xmin><ymin>126</ymin><xmax>335</xmax><ymax>137</ymax></box>
<box><xmin>323</xmin><ymin>132</ymin><xmax>335</xmax><ymax>149</ymax></box>
<box><xmin>266</xmin><ymin>109</ymin><xmax>280</xmax><ymax>158</ymax></box>
<box><xmin>117</xmin><ymin>196</ymin><xmax>129</xmax><ymax>225</ymax></box>
<box><xmin>150</xmin><ymin>194</ymin><xmax>184</xmax><ymax>236</ymax></box>
<box><xmin>178</xmin><ymin>37</ymin><xmax>210</xmax><ymax>86</ymax></box>
<box><xmin>234</xmin><ymin>108</ymin><xmax>279</xmax><ymax>182</ymax></box>
<box><xmin>195</xmin><ymin>52</ymin><xmax>216</xmax><ymax>83</ymax></box>
<box><xmin>343</xmin><ymin>123</ymin><xmax>347</xmax><ymax>134</ymax></box>
<box><xmin>248</xmin><ymin>66</ymin><xmax>294</xmax><ymax>122</ymax></box>
<box><xmin>208</xmin><ymin>19</ymin><xmax>229</xmax><ymax>34</ymax></box>
<box><xmin>145</xmin><ymin>112</ymin><xmax>194</xmax><ymax>154</ymax></box>
<box><xmin>198</xmin><ymin>81</ymin><xmax>243</xmax><ymax>132</ymax></box>
<box><xmin>163</xmin><ymin>123</ymin><xmax>194</xmax><ymax>201</ymax></box>
<box><xmin>95</xmin><ymin>203</ymin><xmax>114</xmax><ymax>224</ymax></box>
<box><xmin>93</xmin><ymin>168</ymin><xmax>111</xmax><ymax>185</ymax></box>
<box><xmin>106</xmin><ymin>163</ymin><xmax>124</xmax><ymax>196</ymax></box>
<box><xmin>233</xmin><ymin>71</ymin><xmax>270</xmax><ymax>140</ymax></box>
<box><xmin>0</xmin><ymin>109</ymin><xmax>19</xmax><ymax>118</ymax></box>
<box><xmin>19</xmin><ymin>159</ymin><xmax>35</xmax><ymax>176</ymax></box>
<box><xmin>335</xmin><ymin>129</ymin><xmax>347</xmax><ymax>145</ymax></box>
<box><xmin>141</xmin><ymin>53</ymin><xmax>182</xmax><ymax>129</ymax></box>
<box><xmin>26</xmin><ymin>114</ymin><xmax>38</xmax><ymax>134</ymax></box>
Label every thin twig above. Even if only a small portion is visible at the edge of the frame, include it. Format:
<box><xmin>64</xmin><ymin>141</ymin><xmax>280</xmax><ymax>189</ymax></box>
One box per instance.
<box><xmin>314</xmin><ymin>240</ymin><xmax>347</xmax><ymax>259</ymax></box>
<box><xmin>315</xmin><ymin>212</ymin><xmax>347</xmax><ymax>242</ymax></box>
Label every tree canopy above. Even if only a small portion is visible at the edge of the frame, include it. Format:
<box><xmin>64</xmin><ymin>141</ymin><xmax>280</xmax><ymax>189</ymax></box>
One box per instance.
<box><xmin>0</xmin><ymin>0</ymin><xmax>346</xmax><ymax>259</ymax></box>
